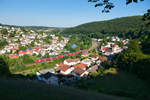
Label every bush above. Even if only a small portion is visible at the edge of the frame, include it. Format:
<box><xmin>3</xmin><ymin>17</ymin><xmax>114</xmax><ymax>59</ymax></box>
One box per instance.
<box><xmin>0</xmin><ymin>56</ymin><xmax>10</xmax><ymax>76</ymax></box>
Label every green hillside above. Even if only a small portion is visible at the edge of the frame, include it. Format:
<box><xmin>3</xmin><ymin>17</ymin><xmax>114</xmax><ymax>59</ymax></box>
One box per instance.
<box><xmin>62</xmin><ymin>16</ymin><xmax>149</xmax><ymax>39</ymax></box>
<box><xmin>0</xmin><ymin>78</ymin><xmax>131</xmax><ymax>100</ymax></box>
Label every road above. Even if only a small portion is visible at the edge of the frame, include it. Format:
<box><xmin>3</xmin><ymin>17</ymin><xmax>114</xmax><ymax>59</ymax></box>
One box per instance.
<box><xmin>88</xmin><ymin>38</ymin><xmax>99</xmax><ymax>51</ymax></box>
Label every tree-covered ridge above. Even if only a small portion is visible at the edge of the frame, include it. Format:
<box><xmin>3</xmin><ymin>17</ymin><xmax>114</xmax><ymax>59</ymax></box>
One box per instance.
<box><xmin>0</xmin><ymin>24</ymin><xmax>62</xmax><ymax>33</ymax></box>
<box><xmin>62</xmin><ymin>16</ymin><xmax>148</xmax><ymax>36</ymax></box>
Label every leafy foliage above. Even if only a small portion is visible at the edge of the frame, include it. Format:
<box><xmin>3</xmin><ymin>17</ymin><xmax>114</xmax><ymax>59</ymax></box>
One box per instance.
<box><xmin>141</xmin><ymin>36</ymin><xmax>150</xmax><ymax>54</ymax></box>
<box><xmin>62</xmin><ymin>16</ymin><xmax>149</xmax><ymax>39</ymax></box>
<box><xmin>0</xmin><ymin>28</ymin><xmax>8</xmax><ymax>35</ymax></box>
<box><xmin>116</xmin><ymin>40</ymin><xmax>150</xmax><ymax>81</ymax></box>
<box><xmin>0</xmin><ymin>56</ymin><xmax>10</xmax><ymax>76</ymax></box>
<box><xmin>88</xmin><ymin>0</ymin><xmax>114</xmax><ymax>13</ymax></box>
<box><xmin>88</xmin><ymin>0</ymin><xmax>144</xmax><ymax>13</ymax></box>
<box><xmin>0</xmin><ymin>39</ymin><xmax>8</xmax><ymax>49</ymax></box>
<box><xmin>143</xmin><ymin>9</ymin><xmax>150</xmax><ymax>26</ymax></box>
<box><xmin>116</xmin><ymin>40</ymin><xmax>142</xmax><ymax>71</ymax></box>
<box><xmin>65</xmin><ymin>35</ymin><xmax>92</xmax><ymax>52</ymax></box>
<box><xmin>75</xmin><ymin>70</ymin><xmax>150</xmax><ymax>100</ymax></box>
<box><xmin>21</xmin><ymin>55</ymin><xmax>34</xmax><ymax>64</ymax></box>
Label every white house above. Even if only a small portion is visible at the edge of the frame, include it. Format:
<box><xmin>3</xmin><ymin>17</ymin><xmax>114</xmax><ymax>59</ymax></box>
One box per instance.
<box><xmin>64</xmin><ymin>58</ymin><xmax>80</xmax><ymax>66</ymax></box>
<box><xmin>60</xmin><ymin>67</ymin><xmax>74</xmax><ymax>75</ymax></box>
<box><xmin>91</xmin><ymin>55</ymin><xmax>99</xmax><ymax>62</ymax></box>
<box><xmin>81</xmin><ymin>58</ymin><xmax>92</xmax><ymax>67</ymax></box>
<box><xmin>58</xmin><ymin>64</ymin><xmax>74</xmax><ymax>75</ymax></box>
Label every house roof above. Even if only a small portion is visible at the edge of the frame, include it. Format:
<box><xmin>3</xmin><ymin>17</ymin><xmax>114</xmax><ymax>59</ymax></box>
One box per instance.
<box><xmin>73</xmin><ymin>64</ymin><xmax>87</xmax><ymax>70</ymax></box>
<box><xmin>65</xmin><ymin>58</ymin><xmax>80</xmax><ymax>63</ymax></box>
<box><xmin>99</xmin><ymin>56</ymin><xmax>108</xmax><ymax>62</ymax></box>
<box><xmin>18</xmin><ymin>50</ymin><xmax>32</xmax><ymax>55</ymax></box>
<box><xmin>9</xmin><ymin>55</ymin><xmax>19</xmax><ymax>59</ymax></box>
<box><xmin>82</xmin><ymin>52</ymin><xmax>89</xmax><ymax>56</ymax></box>
<box><xmin>82</xmin><ymin>58</ymin><xmax>91</xmax><ymax>62</ymax></box>
<box><xmin>105</xmin><ymin>48</ymin><xmax>112</xmax><ymax>53</ymax></box>
<box><xmin>39</xmin><ymin>68</ymin><xmax>54</xmax><ymax>74</ymax></box>
<box><xmin>113</xmin><ymin>44</ymin><xmax>118</xmax><ymax>47</ymax></box>
<box><xmin>73</xmin><ymin>68</ymin><xmax>85</xmax><ymax>75</ymax></box>
<box><xmin>92</xmin><ymin>54</ymin><xmax>99</xmax><ymax>58</ymax></box>
<box><xmin>87</xmin><ymin>65</ymin><xmax>98</xmax><ymax>73</ymax></box>
<box><xmin>59</xmin><ymin>64</ymin><xmax>70</xmax><ymax>72</ymax></box>
<box><xmin>102</xmin><ymin>47</ymin><xmax>109</xmax><ymax>51</ymax></box>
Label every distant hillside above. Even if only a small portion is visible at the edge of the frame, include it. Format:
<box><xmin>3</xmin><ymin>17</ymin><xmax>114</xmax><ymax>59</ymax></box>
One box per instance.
<box><xmin>62</xmin><ymin>16</ymin><xmax>148</xmax><ymax>37</ymax></box>
<box><xmin>24</xmin><ymin>26</ymin><xmax>64</xmax><ymax>31</ymax></box>
<box><xmin>0</xmin><ymin>78</ymin><xmax>129</xmax><ymax>100</ymax></box>
<box><xmin>0</xmin><ymin>24</ymin><xmax>63</xmax><ymax>32</ymax></box>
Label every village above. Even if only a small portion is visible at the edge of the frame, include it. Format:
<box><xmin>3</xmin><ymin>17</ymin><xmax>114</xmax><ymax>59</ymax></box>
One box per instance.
<box><xmin>0</xmin><ymin>26</ymin><xmax>69</xmax><ymax>58</ymax></box>
<box><xmin>0</xmin><ymin>25</ymin><xmax>129</xmax><ymax>86</ymax></box>
<box><xmin>36</xmin><ymin>37</ymin><xmax>129</xmax><ymax>86</ymax></box>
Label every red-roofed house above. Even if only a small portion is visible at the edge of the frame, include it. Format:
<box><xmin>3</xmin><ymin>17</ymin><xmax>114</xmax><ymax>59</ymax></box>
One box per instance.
<box><xmin>91</xmin><ymin>54</ymin><xmax>99</xmax><ymax>62</ymax></box>
<box><xmin>122</xmin><ymin>40</ymin><xmax>128</xmax><ymax>45</ymax></box>
<box><xmin>9</xmin><ymin>55</ymin><xmax>19</xmax><ymax>59</ymax></box>
<box><xmin>18</xmin><ymin>50</ymin><xmax>33</xmax><ymax>56</ymax></box>
<box><xmin>59</xmin><ymin>64</ymin><xmax>74</xmax><ymax>75</ymax></box>
<box><xmin>12</xmin><ymin>48</ymin><xmax>19</xmax><ymax>53</ymax></box>
<box><xmin>26</xmin><ymin>50</ymin><xmax>33</xmax><ymax>55</ymax></box>
<box><xmin>72</xmin><ymin>68</ymin><xmax>89</xmax><ymax>78</ymax></box>
<box><xmin>101</xmin><ymin>47</ymin><xmax>109</xmax><ymax>52</ymax></box>
<box><xmin>73</xmin><ymin>64</ymin><xmax>87</xmax><ymax>70</ymax></box>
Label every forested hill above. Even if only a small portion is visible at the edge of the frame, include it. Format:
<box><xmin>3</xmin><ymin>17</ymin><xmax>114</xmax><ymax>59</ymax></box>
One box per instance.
<box><xmin>0</xmin><ymin>24</ymin><xmax>62</xmax><ymax>32</ymax></box>
<box><xmin>61</xmin><ymin>16</ymin><xmax>148</xmax><ymax>37</ymax></box>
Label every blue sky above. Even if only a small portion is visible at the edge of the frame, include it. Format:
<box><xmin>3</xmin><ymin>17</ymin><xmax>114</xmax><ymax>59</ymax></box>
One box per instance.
<box><xmin>0</xmin><ymin>0</ymin><xmax>149</xmax><ymax>27</ymax></box>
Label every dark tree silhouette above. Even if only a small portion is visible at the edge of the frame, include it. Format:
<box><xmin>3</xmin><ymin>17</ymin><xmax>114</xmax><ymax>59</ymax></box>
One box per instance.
<box><xmin>0</xmin><ymin>56</ymin><xmax>10</xmax><ymax>76</ymax></box>
<box><xmin>143</xmin><ymin>9</ymin><xmax>150</xmax><ymax>26</ymax></box>
<box><xmin>88</xmin><ymin>0</ymin><xmax>144</xmax><ymax>13</ymax></box>
<box><xmin>88</xmin><ymin>0</ymin><xmax>150</xmax><ymax>26</ymax></box>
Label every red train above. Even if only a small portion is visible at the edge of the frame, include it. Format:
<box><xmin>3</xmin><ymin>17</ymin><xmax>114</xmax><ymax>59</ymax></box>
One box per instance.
<box><xmin>35</xmin><ymin>50</ymin><xmax>88</xmax><ymax>63</ymax></box>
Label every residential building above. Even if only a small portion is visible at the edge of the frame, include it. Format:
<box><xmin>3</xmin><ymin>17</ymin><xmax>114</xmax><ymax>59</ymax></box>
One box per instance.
<box><xmin>59</xmin><ymin>64</ymin><xmax>74</xmax><ymax>75</ymax></box>
<box><xmin>73</xmin><ymin>64</ymin><xmax>88</xmax><ymax>70</ymax></box>
<box><xmin>81</xmin><ymin>58</ymin><xmax>92</xmax><ymax>67</ymax></box>
<box><xmin>64</xmin><ymin>58</ymin><xmax>80</xmax><ymax>66</ymax></box>
<box><xmin>72</xmin><ymin>68</ymin><xmax>89</xmax><ymax>78</ymax></box>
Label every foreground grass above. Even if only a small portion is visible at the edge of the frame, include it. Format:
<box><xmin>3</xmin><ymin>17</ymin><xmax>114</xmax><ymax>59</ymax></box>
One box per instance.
<box><xmin>0</xmin><ymin>78</ymin><xmax>130</xmax><ymax>100</ymax></box>
<box><xmin>75</xmin><ymin>71</ymin><xmax>150</xmax><ymax>100</ymax></box>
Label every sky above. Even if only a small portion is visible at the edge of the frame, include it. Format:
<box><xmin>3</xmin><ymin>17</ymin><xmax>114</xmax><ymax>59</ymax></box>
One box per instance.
<box><xmin>0</xmin><ymin>0</ymin><xmax>149</xmax><ymax>27</ymax></box>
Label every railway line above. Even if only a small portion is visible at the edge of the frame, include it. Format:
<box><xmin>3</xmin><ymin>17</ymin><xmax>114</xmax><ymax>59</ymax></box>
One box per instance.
<box><xmin>35</xmin><ymin>50</ymin><xmax>88</xmax><ymax>63</ymax></box>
